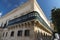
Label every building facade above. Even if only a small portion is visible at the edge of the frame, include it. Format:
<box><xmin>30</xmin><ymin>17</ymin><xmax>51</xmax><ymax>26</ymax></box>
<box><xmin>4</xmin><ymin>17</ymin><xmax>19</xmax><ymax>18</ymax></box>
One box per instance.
<box><xmin>0</xmin><ymin>0</ymin><xmax>53</xmax><ymax>40</ymax></box>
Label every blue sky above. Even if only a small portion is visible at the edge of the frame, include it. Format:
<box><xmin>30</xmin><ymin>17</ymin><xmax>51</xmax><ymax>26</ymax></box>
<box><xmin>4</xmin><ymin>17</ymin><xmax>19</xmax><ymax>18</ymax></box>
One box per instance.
<box><xmin>0</xmin><ymin>0</ymin><xmax>60</xmax><ymax>20</ymax></box>
<box><xmin>37</xmin><ymin>0</ymin><xmax>60</xmax><ymax>20</ymax></box>
<box><xmin>0</xmin><ymin>0</ymin><xmax>28</xmax><ymax>16</ymax></box>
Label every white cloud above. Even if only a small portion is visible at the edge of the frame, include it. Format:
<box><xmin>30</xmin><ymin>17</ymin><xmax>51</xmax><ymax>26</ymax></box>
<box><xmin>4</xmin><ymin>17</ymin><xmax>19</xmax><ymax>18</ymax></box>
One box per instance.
<box><xmin>0</xmin><ymin>12</ymin><xmax>2</xmax><ymax>17</ymax></box>
<box><xmin>21</xmin><ymin>2</ymin><xmax>24</xmax><ymax>4</ymax></box>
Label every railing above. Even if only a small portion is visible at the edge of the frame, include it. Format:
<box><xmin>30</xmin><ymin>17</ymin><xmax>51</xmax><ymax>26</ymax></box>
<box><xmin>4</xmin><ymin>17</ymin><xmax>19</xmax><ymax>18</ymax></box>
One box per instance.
<box><xmin>8</xmin><ymin>11</ymin><xmax>52</xmax><ymax>31</ymax></box>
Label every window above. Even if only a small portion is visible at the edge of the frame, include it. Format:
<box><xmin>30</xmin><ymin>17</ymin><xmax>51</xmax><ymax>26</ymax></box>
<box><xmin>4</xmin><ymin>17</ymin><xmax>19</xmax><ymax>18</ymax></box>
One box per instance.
<box><xmin>11</xmin><ymin>31</ymin><xmax>14</xmax><ymax>37</ymax></box>
<box><xmin>17</xmin><ymin>30</ymin><xmax>22</xmax><ymax>36</ymax></box>
<box><xmin>3</xmin><ymin>32</ymin><xmax>5</xmax><ymax>37</ymax></box>
<box><xmin>6</xmin><ymin>32</ymin><xmax>8</xmax><ymax>37</ymax></box>
<box><xmin>24</xmin><ymin>30</ymin><xmax>30</xmax><ymax>36</ymax></box>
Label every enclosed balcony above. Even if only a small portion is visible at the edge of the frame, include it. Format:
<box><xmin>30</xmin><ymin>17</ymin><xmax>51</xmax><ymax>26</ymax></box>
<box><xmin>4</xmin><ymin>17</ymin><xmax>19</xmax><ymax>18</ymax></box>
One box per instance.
<box><xmin>8</xmin><ymin>11</ymin><xmax>52</xmax><ymax>32</ymax></box>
